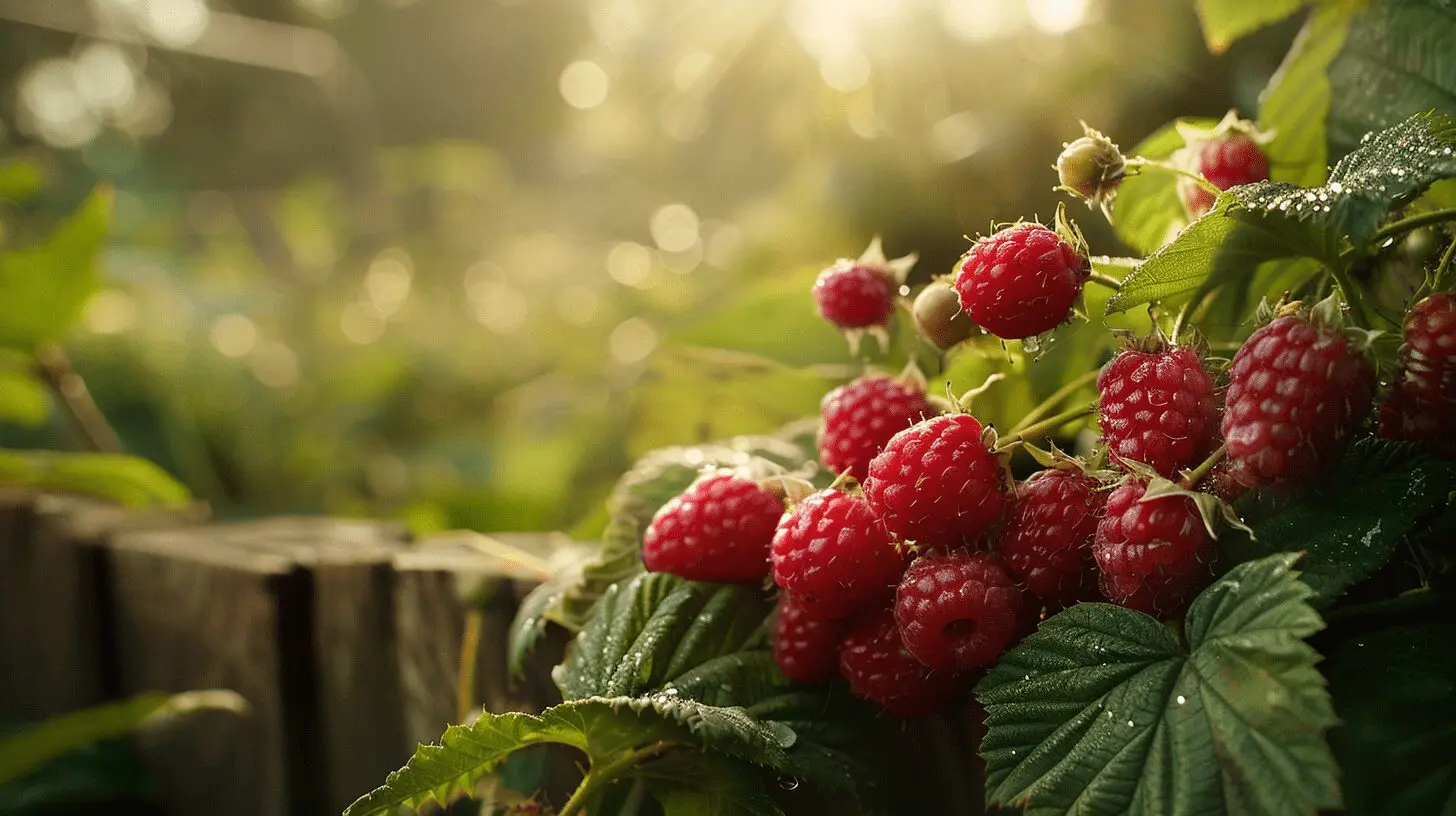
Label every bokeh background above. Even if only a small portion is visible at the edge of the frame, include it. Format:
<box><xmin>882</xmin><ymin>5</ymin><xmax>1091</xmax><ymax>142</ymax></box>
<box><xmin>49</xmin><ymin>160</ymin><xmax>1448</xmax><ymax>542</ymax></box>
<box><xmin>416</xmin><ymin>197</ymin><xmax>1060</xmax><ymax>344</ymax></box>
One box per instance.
<box><xmin>0</xmin><ymin>0</ymin><xmax>1295</xmax><ymax>534</ymax></box>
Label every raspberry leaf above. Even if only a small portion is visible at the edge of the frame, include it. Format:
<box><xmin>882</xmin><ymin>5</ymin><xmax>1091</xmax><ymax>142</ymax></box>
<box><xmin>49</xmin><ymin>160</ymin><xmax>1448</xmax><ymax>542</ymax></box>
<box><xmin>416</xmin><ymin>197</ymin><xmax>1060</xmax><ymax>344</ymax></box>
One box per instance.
<box><xmin>0</xmin><ymin>186</ymin><xmax>110</xmax><ymax>350</ymax></box>
<box><xmin>1324</xmin><ymin>623</ymin><xmax>1456</xmax><ymax>816</ymax></box>
<box><xmin>1218</xmin><ymin>437</ymin><xmax>1456</xmax><ymax>607</ymax></box>
<box><xmin>1259</xmin><ymin>1</ymin><xmax>1356</xmax><ymax>187</ymax></box>
<box><xmin>1112</xmin><ymin>118</ymin><xmax>1216</xmax><ymax>255</ymax></box>
<box><xmin>977</xmin><ymin>553</ymin><xmax>1339</xmax><ymax>816</ymax></box>
<box><xmin>1194</xmin><ymin>0</ymin><xmax>1306</xmax><ymax>54</ymax></box>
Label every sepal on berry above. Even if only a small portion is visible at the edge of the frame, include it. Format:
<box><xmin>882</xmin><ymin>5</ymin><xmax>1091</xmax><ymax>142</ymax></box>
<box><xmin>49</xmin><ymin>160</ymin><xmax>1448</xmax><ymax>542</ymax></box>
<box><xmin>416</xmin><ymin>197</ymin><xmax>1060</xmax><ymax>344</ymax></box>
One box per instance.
<box><xmin>1139</xmin><ymin>476</ymin><xmax>1252</xmax><ymax>539</ymax></box>
<box><xmin>857</xmin><ymin>236</ymin><xmax>919</xmax><ymax>287</ymax></box>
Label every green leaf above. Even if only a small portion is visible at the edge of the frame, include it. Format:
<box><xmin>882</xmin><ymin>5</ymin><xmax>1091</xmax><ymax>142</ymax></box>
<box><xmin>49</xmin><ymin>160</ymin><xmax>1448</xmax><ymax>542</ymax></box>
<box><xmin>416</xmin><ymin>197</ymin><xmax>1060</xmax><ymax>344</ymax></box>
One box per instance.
<box><xmin>0</xmin><ymin>691</ymin><xmax>246</xmax><ymax>787</ymax></box>
<box><xmin>1235</xmin><ymin>111</ymin><xmax>1456</xmax><ymax>255</ymax></box>
<box><xmin>1325</xmin><ymin>623</ymin><xmax>1456</xmax><ymax>816</ymax></box>
<box><xmin>553</xmin><ymin>572</ymin><xmax>771</xmax><ymax>701</ymax></box>
<box><xmin>977</xmin><ymin>553</ymin><xmax>1340</xmax><ymax>816</ymax></box>
<box><xmin>646</xmin><ymin>753</ymin><xmax>783</xmax><ymax>816</ymax></box>
<box><xmin>0</xmin><ymin>370</ymin><xmax>50</xmax><ymax>427</ymax></box>
<box><xmin>1195</xmin><ymin>0</ymin><xmax>1306</xmax><ymax>53</ymax></box>
<box><xmin>0</xmin><ymin>161</ymin><xmax>43</xmax><ymax>203</ymax></box>
<box><xmin>1258</xmin><ymin>0</ymin><xmax>1358</xmax><ymax>187</ymax></box>
<box><xmin>1220</xmin><ymin>437</ymin><xmax>1456</xmax><ymax>606</ymax></box>
<box><xmin>343</xmin><ymin>696</ymin><xmax>795</xmax><ymax>816</ymax></box>
<box><xmin>0</xmin><ymin>735</ymin><xmax>153</xmax><ymax>814</ymax></box>
<box><xmin>1326</xmin><ymin>0</ymin><xmax>1456</xmax><ymax>159</ymax></box>
<box><xmin>0</xmin><ymin>450</ymin><xmax>191</xmax><ymax>508</ymax></box>
<box><xmin>1112</xmin><ymin>118</ymin><xmax>1217</xmax><ymax>255</ymax></box>
<box><xmin>0</xmin><ymin>186</ymin><xmax>112</xmax><ymax>350</ymax></box>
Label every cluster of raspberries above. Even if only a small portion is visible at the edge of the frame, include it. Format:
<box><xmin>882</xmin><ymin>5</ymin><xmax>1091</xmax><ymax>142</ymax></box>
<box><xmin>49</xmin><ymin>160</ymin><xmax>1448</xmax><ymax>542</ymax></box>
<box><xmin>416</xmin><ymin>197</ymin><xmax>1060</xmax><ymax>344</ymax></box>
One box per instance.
<box><xmin>638</xmin><ymin>128</ymin><xmax>1456</xmax><ymax>717</ymax></box>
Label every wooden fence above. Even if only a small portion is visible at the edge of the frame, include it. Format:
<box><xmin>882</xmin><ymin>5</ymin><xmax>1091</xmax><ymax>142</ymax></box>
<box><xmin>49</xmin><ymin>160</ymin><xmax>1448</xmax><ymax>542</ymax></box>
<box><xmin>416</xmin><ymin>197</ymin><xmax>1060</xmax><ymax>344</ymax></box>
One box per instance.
<box><xmin>0</xmin><ymin>491</ymin><xmax>985</xmax><ymax>816</ymax></box>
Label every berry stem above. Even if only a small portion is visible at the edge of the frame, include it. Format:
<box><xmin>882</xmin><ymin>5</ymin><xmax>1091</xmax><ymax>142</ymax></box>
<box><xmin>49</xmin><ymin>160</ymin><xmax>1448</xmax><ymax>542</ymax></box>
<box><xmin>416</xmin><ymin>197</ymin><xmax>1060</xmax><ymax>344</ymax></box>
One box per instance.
<box><xmin>456</xmin><ymin>609</ymin><xmax>483</xmax><ymax>723</ymax></box>
<box><xmin>1327</xmin><ymin>265</ymin><xmax>1376</xmax><ymax>328</ymax></box>
<box><xmin>1180</xmin><ymin>443</ymin><xmax>1228</xmax><ymax>490</ymax></box>
<box><xmin>559</xmin><ymin>743</ymin><xmax>669</xmax><ymax>816</ymax></box>
<box><xmin>1086</xmin><ymin>271</ymin><xmax>1123</xmax><ymax>291</ymax></box>
<box><xmin>1125</xmin><ymin>156</ymin><xmax>1221</xmax><ymax>196</ymax></box>
<box><xmin>995</xmin><ymin>402</ymin><xmax>1096</xmax><ymax>452</ymax></box>
<box><xmin>1008</xmin><ymin>370</ymin><xmax>1099</xmax><ymax>435</ymax></box>
<box><xmin>1430</xmin><ymin>236</ymin><xmax>1456</xmax><ymax>294</ymax></box>
<box><xmin>1367</xmin><ymin>207</ymin><xmax>1456</xmax><ymax>249</ymax></box>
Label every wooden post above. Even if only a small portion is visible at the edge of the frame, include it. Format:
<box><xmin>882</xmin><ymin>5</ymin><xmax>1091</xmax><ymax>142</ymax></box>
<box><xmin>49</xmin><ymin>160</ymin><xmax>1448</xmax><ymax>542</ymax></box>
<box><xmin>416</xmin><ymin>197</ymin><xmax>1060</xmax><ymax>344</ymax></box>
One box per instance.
<box><xmin>107</xmin><ymin>518</ymin><xmax>407</xmax><ymax>816</ymax></box>
<box><xmin>0</xmin><ymin>492</ymin><xmax>200</xmax><ymax>721</ymax></box>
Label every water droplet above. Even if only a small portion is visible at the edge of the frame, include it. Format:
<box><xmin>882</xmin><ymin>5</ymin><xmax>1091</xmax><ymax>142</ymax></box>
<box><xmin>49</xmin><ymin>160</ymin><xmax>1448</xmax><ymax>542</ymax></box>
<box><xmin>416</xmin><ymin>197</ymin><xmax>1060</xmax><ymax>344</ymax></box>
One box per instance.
<box><xmin>1176</xmin><ymin>695</ymin><xmax>1187</xmax><ymax>706</ymax></box>
<box><xmin>1127</xmin><ymin>720</ymin><xmax>1135</xmax><ymax>727</ymax></box>
<box><xmin>778</xmin><ymin>776</ymin><xmax>801</xmax><ymax>791</ymax></box>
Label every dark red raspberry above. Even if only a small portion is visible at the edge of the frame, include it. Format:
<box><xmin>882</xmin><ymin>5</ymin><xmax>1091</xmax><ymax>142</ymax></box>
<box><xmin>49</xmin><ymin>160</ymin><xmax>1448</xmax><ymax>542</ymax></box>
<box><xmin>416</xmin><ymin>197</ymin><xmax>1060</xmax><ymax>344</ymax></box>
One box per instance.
<box><xmin>838</xmin><ymin>606</ymin><xmax>960</xmax><ymax>717</ymax></box>
<box><xmin>1380</xmin><ymin>294</ymin><xmax>1456</xmax><ymax>455</ymax></box>
<box><xmin>813</xmin><ymin>263</ymin><xmax>895</xmax><ymax>330</ymax></box>
<box><xmin>818</xmin><ymin>375</ymin><xmax>936</xmax><ymax>482</ymax></box>
<box><xmin>863</xmin><ymin>414</ymin><xmax>1007</xmax><ymax>550</ymax></box>
<box><xmin>953</xmin><ymin>223</ymin><xmax>1089</xmax><ymax>340</ymax></box>
<box><xmin>1093</xmin><ymin>480</ymin><xmax>1212</xmax><ymax>616</ymax></box>
<box><xmin>642</xmin><ymin>472</ymin><xmax>784</xmax><ymax>583</ymax></box>
<box><xmin>772</xmin><ymin>592</ymin><xmax>844</xmax><ymax>683</ymax></box>
<box><xmin>1097</xmin><ymin>345</ymin><xmax>1217</xmax><ymax>477</ymax></box>
<box><xmin>770</xmin><ymin>489</ymin><xmax>906</xmax><ymax>618</ymax></box>
<box><xmin>1197</xmin><ymin>457</ymin><xmax>1248</xmax><ymax>503</ymax></box>
<box><xmin>1221</xmin><ymin>313</ymin><xmax>1375</xmax><ymax>489</ymax></box>
<box><xmin>893</xmin><ymin>551</ymin><xmax>1025</xmax><ymax>671</ymax></box>
<box><xmin>997</xmin><ymin>469</ymin><xmax>1105</xmax><ymax>606</ymax></box>
<box><xmin>1183</xmin><ymin>133</ymin><xmax>1270</xmax><ymax>217</ymax></box>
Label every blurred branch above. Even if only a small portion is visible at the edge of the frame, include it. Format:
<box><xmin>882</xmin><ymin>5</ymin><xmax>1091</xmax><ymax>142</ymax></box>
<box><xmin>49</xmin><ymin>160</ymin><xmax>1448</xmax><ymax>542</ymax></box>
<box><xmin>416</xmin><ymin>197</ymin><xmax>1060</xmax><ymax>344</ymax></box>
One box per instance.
<box><xmin>34</xmin><ymin>344</ymin><xmax>123</xmax><ymax>454</ymax></box>
<box><xmin>0</xmin><ymin>0</ymin><xmax>395</xmax><ymax>242</ymax></box>
<box><xmin>230</xmin><ymin>192</ymin><xmax>299</xmax><ymax>283</ymax></box>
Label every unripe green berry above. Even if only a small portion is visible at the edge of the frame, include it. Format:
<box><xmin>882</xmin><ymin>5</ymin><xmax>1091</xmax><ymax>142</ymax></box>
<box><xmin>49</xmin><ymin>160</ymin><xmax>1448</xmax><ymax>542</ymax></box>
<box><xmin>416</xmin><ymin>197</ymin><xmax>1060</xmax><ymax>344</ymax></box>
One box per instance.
<box><xmin>1056</xmin><ymin>131</ymin><xmax>1125</xmax><ymax>203</ymax></box>
<box><xmin>913</xmin><ymin>281</ymin><xmax>976</xmax><ymax>350</ymax></box>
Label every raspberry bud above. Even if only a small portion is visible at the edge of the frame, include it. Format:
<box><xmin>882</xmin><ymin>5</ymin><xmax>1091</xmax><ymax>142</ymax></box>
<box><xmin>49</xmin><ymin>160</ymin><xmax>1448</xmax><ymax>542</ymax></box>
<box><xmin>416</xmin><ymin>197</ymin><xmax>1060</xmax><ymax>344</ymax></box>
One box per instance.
<box><xmin>913</xmin><ymin>280</ymin><xmax>977</xmax><ymax>350</ymax></box>
<box><xmin>1056</xmin><ymin>126</ymin><xmax>1125</xmax><ymax>206</ymax></box>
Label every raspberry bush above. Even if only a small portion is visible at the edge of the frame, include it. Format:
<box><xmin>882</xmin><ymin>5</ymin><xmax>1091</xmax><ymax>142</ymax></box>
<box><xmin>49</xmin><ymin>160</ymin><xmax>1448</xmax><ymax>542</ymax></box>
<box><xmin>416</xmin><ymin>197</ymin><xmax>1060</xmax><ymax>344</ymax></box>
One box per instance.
<box><xmin>353</xmin><ymin>5</ymin><xmax>1456</xmax><ymax>815</ymax></box>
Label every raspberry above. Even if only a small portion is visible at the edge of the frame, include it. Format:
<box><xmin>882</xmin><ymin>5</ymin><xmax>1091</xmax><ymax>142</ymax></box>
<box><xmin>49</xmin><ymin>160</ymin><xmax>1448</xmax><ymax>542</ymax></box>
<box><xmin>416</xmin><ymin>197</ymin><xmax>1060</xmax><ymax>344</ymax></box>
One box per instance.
<box><xmin>770</xmin><ymin>489</ymin><xmax>906</xmax><ymax>618</ymax></box>
<box><xmin>1183</xmin><ymin>133</ymin><xmax>1270</xmax><ymax>218</ymax></box>
<box><xmin>772</xmin><ymin>592</ymin><xmax>844</xmax><ymax>683</ymax></box>
<box><xmin>954</xmin><ymin>223</ymin><xmax>1089</xmax><ymax>340</ymax></box>
<box><xmin>1380</xmin><ymin>294</ymin><xmax>1456</xmax><ymax>455</ymax></box>
<box><xmin>813</xmin><ymin>263</ymin><xmax>895</xmax><ymax>331</ymax></box>
<box><xmin>912</xmin><ymin>280</ymin><xmax>977</xmax><ymax>350</ymax></box>
<box><xmin>893</xmin><ymin>551</ymin><xmax>1025</xmax><ymax>671</ymax></box>
<box><xmin>998</xmin><ymin>469</ymin><xmax>1105</xmax><ymax>606</ymax></box>
<box><xmin>1221</xmin><ymin>313</ymin><xmax>1375</xmax><ymax>489</ymax></box>
<box><xmin>838</xmin><ymin>606</ymin><xmax>960</xmax><ymax>717</ymax></box>
<box><xmin>863</xmin><ymin>413</ymin><xmax>1007</xmax><ymax>550</ymax></box>
<box><xmin>1093</xmin><ymin>481</ymin><xmax>1212</xmax><ymax>616</ymax></box>
<box><xmin>818</xmin><ymin>374</ymin><xmax>937</xmax><ymax>482</ymax></box>
<box><xmin>642</xmin><ymin>472</ymin><xmax>784</xmax><ymax>583</ymax></box>
<box><xmin>1197</xmin><ymin>457</ymin><xmax>1248</xmax><ymax>503</ymax></box>
<box><xmin>1097</xmin><ymin>344</ymin><xmax>1217</xmax><ymax>477</ymax></box>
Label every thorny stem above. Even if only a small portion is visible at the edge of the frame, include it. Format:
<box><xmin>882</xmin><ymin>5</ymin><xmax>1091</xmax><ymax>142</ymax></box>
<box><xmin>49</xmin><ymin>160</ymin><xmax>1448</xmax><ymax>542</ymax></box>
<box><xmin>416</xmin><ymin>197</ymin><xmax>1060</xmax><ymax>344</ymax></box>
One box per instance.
<box><xmin>560</xmin><ymin>743</ymin><xmax>669</xmax><ymax>816</ymax></box>
<box><xmin>456</xmin><ymin>610</ymin><xmax>484</xmax><ymax>724</ymax></box>
<box><xmin>995</xmin><ymin>403</ymin><xmax>1096</xmax><ymax>452</ymax></box>
<box><xmin>1180</xmin><ymin>443</ymin><xmax>1228</xmax><ymax>489</ymax></box>
<box><xmin>1367</xmin><ymin>207</ymin><xmax>1456</xmax><ymax>248</ymax></box>
<box><xmin>1009</xmin><ymin>370</ymin><xmax>1099</xmax><ymax>436</ymax></box>
<box><xmin>34</xmin><ymin>344</ymin><xmax>122</xmax><ymax>453</ymax></box>
<box><xmin>1085</xmin><ymin>271</ymin><xmax>1124</xmax><ymax>291</ymax></box>
<box><xmin>1125</xmin><ymin>156</ymin><xmax>1221</xmax><ymax>196</ymax></box>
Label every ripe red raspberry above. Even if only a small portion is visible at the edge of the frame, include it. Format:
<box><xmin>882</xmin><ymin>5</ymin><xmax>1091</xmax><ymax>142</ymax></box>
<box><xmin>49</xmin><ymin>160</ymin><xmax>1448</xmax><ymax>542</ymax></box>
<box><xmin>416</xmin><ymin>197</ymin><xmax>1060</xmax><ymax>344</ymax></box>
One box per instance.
<box><xmin>770</xmin><ymin>489</ymin><xmax>906</xmax><ymax>618</ymax></box>
<box><xmin>1183</xmin><ymin>133</ymin><xmax>1271</xmax><ymax>217</ymax></box>
<box><xmin>953</xmin><ymin>223</ymin><xmax>1089</xmax><ymax>340</ymax></box>
<box><xmin>772</xmin><ymin>592</ymin><xmax>844</xmax><ymax>683</ymax></box>
<box><xmin>997</xmin><ymin>469</ymin><xmax>1105</xmax><ymax>606</ymax></box>
<box><xmin>1380</xmin><ymin>294</ymin><xmax>1456</xmax><ymax>455</ymax></box>
<box><xmin>893</xmin><ymin>551</ymin><xmax>1025</xmax><ymax>671</ymax></box>
<box><xmin>1221</xmin><ymin>313</ymin><xmax>1375</xmax><ymax>489</ymax></box>
<box><xmin>818</xmin><ymin>375</ymin><xmax>936</xmax><ymax>482</ymax></box>
<box><xmin>1093</xmin><ymin>480</ymin><xmax>1212</xmax><ymax>616</ymax></box>
<box><xmin>838</xmin><ymin>606</ymin><xmax>960</xmax><ymax>717</ymax></box>
<box><xmin>642</xmin><ymin>472</ymin><xmax>784</xmax><ymax>583</ymax></box>
<box><xmin>813</xmin><ymin>263</ymin><xmax>895</xmax><ymax>330</ymax></box>
<box><xmin>1097</xmin><ymin>345</ymin><xmax>1217</xmax><ymax>477</ymax></box>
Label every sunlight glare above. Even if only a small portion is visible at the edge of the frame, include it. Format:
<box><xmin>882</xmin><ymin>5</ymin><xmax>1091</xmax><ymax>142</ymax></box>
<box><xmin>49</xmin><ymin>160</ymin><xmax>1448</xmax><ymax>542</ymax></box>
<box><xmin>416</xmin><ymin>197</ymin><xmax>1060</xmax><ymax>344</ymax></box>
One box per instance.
<box><xmin>559</xmin><ymin>61</ymin><xmax>610</xmax><ymax>110</ymax></box>
<box><xmin>1026</xmin><ymin>0</ymin><xmax>1091</xmax><ymax>35</ymax></box>
<box><xmin>941</xmin><ymin>0</ymin><xmax>1021</xmax><ymax>42</ymax></box>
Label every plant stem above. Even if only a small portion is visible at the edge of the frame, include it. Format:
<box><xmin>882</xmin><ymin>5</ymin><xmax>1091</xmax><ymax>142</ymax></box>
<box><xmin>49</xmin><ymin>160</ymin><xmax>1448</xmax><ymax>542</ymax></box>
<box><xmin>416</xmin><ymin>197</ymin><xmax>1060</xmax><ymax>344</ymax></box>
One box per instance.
<box><xmin>1328</xmin><ymin>265</ymin><xmax>1375</xmax><ymax>328</ymax></box>
<box><xmin>1008</xmin><ymin>370</ymin><xmax>1099</xmax><ymax>436</ymax></box>
<box><xmin>1180</xmin><ymin>443</ymin><xmax>1227</xmax><ymax>489</ymax></box>
<box><xmin>995</xmin><ymin>403</ymin><xmax>1096</xmax><ymax>452</ymax></box>
<box><xmin>1323</xmin><ymin>589</ymin><xmax>1444</xmax><ymax>623</ymax></box>
<box><xmin>560</xmin><ymin>743</ymin><xmax>667</xmax><ymax>816</ymax></box>
<box><xmin>1432</xmin><ymin>236</ymin><xmax>1456</xmax><ymax>293</ymax></box>
<box><xmin>456</xmin><ymin>609</ymin><xmax>484</xmax><ymax>723</ymax></box>
<box><xmin>1368</xmin><ymin>207</ymin><xmax>1456</xmax><ymax>247</ymax></box>
<box><xmin>1086</xmin><ymin>271</ymin><xmax>1123</xmax><ymax>291</ymax></box>
<box><xmin>1171</xmin><ymin>288</ymin><xmax>1214</xmax><ymax>344</ymax></box>
<box><xmin>1125</xmin><ymin>157</ymin><xmax>1220</xmax><ymax>196</ymax></box>
<box><xmin>34</xmin><ymin>344</ymin><xmax>122</xmax><ymax>453</ymax></box>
